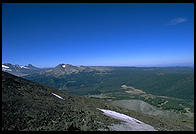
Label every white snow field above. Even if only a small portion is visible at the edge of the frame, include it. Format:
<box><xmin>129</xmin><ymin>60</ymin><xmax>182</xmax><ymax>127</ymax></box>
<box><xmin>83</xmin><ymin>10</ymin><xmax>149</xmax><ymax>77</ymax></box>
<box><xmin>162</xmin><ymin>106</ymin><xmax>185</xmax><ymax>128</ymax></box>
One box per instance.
<box><xmin>62</xmin><ymin>64</ymin><xmax>66</xmax><ymax>68</ymax></box>
<box><xmin>2</xmin><ymin>65</ymin><xmax>10</xmax><ymax>68</ymax></box>
<box><xmin>97</xmin><ymin>108</ymin><xmax>156</xmax><ymax>131</ymax></box>
<box><xmin>52</xmin><ymin>93</ymin><xmax>65</xmax><ymax>100</ymax></box>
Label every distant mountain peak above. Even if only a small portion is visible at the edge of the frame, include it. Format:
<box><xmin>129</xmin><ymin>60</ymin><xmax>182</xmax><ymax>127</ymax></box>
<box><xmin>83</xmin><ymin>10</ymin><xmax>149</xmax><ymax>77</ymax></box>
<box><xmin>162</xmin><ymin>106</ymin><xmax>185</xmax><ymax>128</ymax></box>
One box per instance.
<box><xmin>25</xmin><ymin>64</ymin><xmax>39</xmax><ymax>70</ymax></box>
<box><xmin>20</xmin><ymin>66</ymin><xmax>29</xmax><ymax>69</ymax></box>
<box><xmin>62</xmin><ymin>64</ymin><xmax>66</xmax><ymax>68</ymax></box>
<box><xmin>27</xmin><ymin>64</ymin><xmax>34</xmax><ymax>67</ymax></box>
<box><xmin>55</xmin><ymin>64</ymin><xmax>74</xmax><ymax>68</ymax></box>
<box><xmin>3</xmin><ymin>63</ymin><xmax>12</xmax><ymax>66</ymax></box>
<box><xmin>62</xmin><ymin>64</ymin><xmax>72</xmax><ymax>68</ymax></box>
<box><xmin>27</xmin><ymin>64</ymin><xmax>33</xmax><ymax>66</ymax></box>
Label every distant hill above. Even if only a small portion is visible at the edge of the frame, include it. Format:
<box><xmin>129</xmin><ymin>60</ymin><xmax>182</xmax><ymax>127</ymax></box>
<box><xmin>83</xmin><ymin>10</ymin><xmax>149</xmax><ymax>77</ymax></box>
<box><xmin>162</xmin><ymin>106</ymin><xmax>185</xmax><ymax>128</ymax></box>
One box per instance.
<box><xmin>23</xmin><ymin>65</ymin><xmax>194</xmax><ymax>100</ymax></box>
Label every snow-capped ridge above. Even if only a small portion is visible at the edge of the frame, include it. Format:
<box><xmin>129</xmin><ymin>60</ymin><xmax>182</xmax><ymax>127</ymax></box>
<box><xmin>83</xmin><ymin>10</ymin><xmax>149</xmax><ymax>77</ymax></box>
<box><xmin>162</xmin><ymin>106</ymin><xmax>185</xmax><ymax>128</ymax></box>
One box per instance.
<box><xmin>2</xmin><ymin>64</ymin><xmax>12</xmax><ymax>71</ymax></box>
<box><xmin>20</xmin><ymin>66</ymin><xmax>29</xmax><ymax>69</ymax></box>
<box><xmin>2</xmin><ymin>65</ymin><xmax>10</xmax><ymax>68</ymax></box>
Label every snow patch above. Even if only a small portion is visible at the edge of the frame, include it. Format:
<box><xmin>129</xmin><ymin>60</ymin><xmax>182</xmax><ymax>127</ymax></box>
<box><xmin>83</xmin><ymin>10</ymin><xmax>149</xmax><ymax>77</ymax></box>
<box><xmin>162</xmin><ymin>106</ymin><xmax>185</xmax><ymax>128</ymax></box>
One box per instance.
<box><xmin>97</xmin><ymin>108</ymin><xmax>156</xmax><ymax>131</ymax></box>
<box><xmin>2</xmin><ymin>65</ymin><xmax>9</xmax><ymax>68</ymax></box>
<box><xmin>52</xmin><ymin>93</ymin><xmax>64</xmax><ymax>100</ymax></box>
<box><xmin>20</xmin><ymin>66</ymin><xmax>29</xmax><ymax>69</ymax></box>
<box><xmin>62</xmin><ymin>64</ymin><xmax>66</xmax><ymax>68</ymax></box>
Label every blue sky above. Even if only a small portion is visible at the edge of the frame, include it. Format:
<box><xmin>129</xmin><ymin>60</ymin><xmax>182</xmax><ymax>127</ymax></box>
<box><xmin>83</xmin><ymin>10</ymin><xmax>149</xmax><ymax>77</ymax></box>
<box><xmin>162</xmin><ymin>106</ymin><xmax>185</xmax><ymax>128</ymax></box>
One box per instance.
<box><xmin>2</xmin><ymin>3</ymin><xmax>194</xmax><ymax>67</ymax></box>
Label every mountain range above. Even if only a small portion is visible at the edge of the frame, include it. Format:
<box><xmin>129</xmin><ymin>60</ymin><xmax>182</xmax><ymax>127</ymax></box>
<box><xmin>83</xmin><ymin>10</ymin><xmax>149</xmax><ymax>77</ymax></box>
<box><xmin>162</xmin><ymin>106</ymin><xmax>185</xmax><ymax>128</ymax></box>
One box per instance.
<box><xmin>2</xmin><ymin>63</ymin><xmax>43</xmax><ymax>76</ymax></box>
<box><xmin>2</xmin><ymin>63</ymin><xmax>111</xmax><ymax>77</ymax></box>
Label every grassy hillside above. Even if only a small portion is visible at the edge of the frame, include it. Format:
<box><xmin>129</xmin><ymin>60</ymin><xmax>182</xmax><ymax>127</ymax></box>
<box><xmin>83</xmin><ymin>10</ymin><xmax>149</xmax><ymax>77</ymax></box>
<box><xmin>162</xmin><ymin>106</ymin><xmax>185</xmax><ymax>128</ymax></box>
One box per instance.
<box><xmin>2</xmin><ymin>71</ymin><xmax>120</xmax><ymax>130</ymax></box>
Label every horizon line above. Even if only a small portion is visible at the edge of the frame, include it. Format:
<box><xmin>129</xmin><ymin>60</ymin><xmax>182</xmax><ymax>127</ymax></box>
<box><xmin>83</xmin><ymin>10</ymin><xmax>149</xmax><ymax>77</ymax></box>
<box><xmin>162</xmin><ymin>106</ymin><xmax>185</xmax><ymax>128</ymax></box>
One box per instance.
<box><xmin>2</xmin><ymin>62</ymin><xmax>194</xmax><ymax>68</ymax></box>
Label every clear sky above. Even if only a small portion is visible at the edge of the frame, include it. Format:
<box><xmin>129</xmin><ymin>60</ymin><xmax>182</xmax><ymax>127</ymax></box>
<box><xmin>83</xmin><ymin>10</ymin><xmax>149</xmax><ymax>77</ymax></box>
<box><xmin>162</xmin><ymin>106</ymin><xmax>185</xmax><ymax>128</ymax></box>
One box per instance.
<box><xmin>2</xmin><ymin>3</ymin><xmax>194</xmax><ymax>67</ymax></box>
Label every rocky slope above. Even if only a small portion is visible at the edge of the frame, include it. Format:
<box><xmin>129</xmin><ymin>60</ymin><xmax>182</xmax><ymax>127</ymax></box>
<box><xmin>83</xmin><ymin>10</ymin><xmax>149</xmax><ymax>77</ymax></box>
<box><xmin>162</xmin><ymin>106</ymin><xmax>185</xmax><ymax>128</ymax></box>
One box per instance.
<box><xmin>2</xmin><ymin>71</ymin><xmax>121</xmax><ymax>131</ymax></box>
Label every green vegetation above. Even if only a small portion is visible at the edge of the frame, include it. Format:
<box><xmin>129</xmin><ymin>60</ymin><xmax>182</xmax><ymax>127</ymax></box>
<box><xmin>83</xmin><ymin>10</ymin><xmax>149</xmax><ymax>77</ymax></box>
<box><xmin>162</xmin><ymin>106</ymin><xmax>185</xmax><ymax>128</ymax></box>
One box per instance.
<box><xmin>143</xmin><ymin>97</ymin><xmax>188</xmax><ymax>113</ymax></box>
<box><xmin>24</xmin><ymin>67</ymin><xmax>194</xmax><ymax>100</ymax></box>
